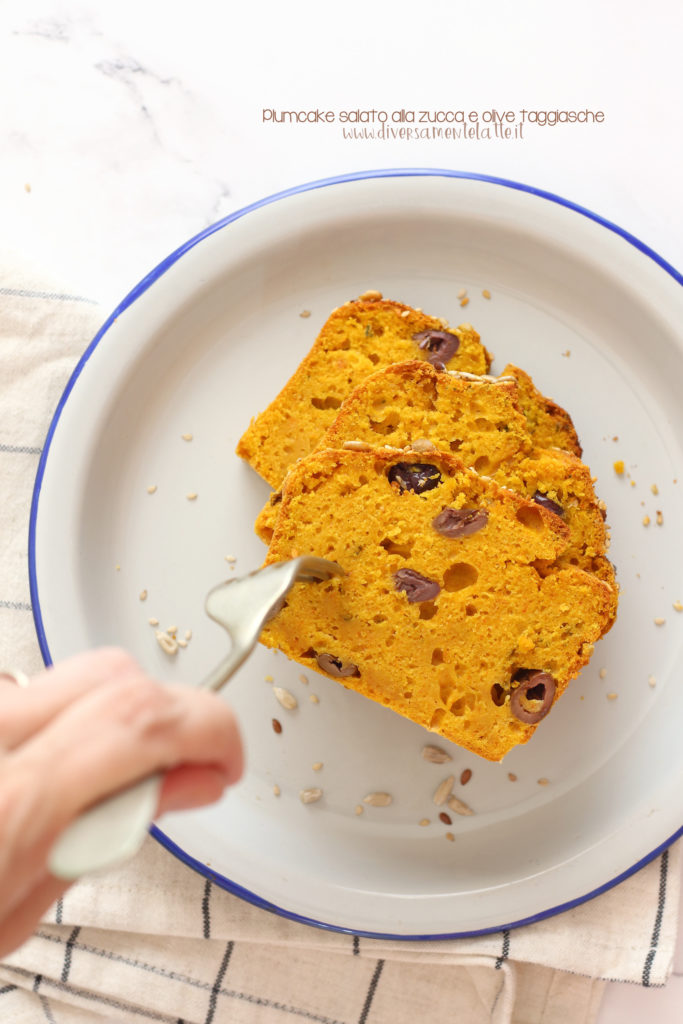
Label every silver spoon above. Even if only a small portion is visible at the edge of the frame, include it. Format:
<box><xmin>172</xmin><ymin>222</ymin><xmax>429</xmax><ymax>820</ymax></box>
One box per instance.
<box><xmin>46</xmin><ymin>556</ymin><xmax>343</xmax><ymax>880</ymax></box>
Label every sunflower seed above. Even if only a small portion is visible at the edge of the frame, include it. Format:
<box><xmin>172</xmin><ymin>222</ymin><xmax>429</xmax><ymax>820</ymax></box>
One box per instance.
<box><xmin>273</xmin><ymin>686</ymin><xmax>298</xmax><ymax>710</ymax></box>
<box><xmin>343</xmin><ymin>440</ymin><xmax>372</xmax><ymax>451</ymax></box>
<box><xmin>155</xmin><ymin>631</ymin><xmax>178</xmax><ymax>656</ymax></box>
<box><xmin>421</xmin><ymin>744</ymin><xmax>453</xmax><ymax>764</ymax></box>
<box><xmin>432</xmin><ymin>775</ymin><xmax>455</xmax><ymax>806</ymax></box>
<box><xmin>407</xmin><ymin>438</ymin><xmax>436</xmax><ymax>453</ymax></box>
<box><xmin>447</xmin><ymin>795</ymin><xmax>474</xmax><ymax>816</ymax></box>
<box><xmin>300</xmin><ymin>788</ymin><xmax>322</xmax><ymax>804</ymax></box>
<box><xmin>363</xmin><ymin>792</ymin><xmax>392</xmax><ymax>807</ymax></box>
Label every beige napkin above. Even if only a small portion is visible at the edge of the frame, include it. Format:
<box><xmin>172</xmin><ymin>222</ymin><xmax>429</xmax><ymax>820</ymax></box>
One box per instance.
<box><xmin>0</xmin><ymin>250</ymin><xmax>678</xmax><ymax>1023</ymax></box>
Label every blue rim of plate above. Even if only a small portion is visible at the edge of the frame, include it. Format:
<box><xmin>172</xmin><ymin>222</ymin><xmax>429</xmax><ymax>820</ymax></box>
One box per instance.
<box><xmin>28</xmin><ymin>167</ymin><xmax>683</xmax><ymax>941</ymax></box>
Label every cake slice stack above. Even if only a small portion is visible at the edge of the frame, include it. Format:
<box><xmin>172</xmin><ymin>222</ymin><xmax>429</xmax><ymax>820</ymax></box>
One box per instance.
<box><xmin>236</xmin><ymin>293</ymin><xmax>617</xmax><ymax>759</ymax></box>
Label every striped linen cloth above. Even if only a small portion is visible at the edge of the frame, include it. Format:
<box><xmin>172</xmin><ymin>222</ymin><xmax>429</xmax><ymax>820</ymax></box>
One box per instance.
<box><xmin>0</xmin><ymin>251</ymin><xmax>679</xmax><ymax>1023</ymax></box>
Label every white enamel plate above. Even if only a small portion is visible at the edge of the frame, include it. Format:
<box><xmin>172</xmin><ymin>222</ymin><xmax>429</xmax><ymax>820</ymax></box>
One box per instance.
<box><xmin>30</xmin><ymin>171</ymin><xmax>683</xmax><ymax>938</ymax></box>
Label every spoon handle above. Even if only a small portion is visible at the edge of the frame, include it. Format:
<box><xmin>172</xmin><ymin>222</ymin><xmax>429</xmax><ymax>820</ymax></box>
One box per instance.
<box><xmin>48</xmin><ymin>775</ymin><xmax>161</xmax><ymax>881</ymax></box>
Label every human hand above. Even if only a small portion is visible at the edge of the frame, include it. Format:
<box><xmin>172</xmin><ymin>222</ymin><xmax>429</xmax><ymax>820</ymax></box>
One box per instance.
<box><xmin>0</xmin><ymin>647</ymin><xmax>243</xmax><ymax>956</ymax></box>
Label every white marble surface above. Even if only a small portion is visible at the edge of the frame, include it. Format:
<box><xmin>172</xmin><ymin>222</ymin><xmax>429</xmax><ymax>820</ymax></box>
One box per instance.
<box><xmin>3</xmin><ymin>0</ymin><xmax>683</xmax><ymax>1018</ymax></box>
<box><xmin>4</xmin><ymin>0</ymin><xmax>683</xmax><ymax>309</ymax></box>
